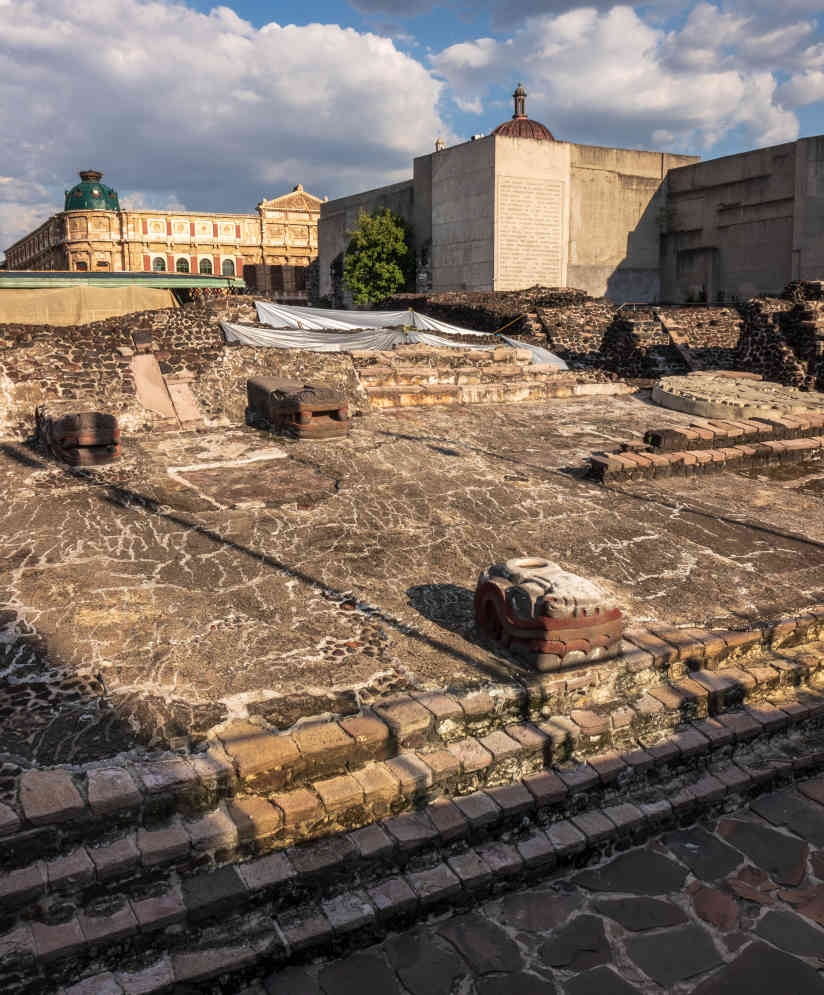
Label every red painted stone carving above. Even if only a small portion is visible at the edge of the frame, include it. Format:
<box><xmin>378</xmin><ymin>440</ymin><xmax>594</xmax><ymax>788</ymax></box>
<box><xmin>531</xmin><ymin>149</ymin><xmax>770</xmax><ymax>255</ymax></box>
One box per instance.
<box><xmin>246</xmin><ymin>377</ymin><xmax>350</xmax><ymax>440</ymax></box>
<box><xmin>474</xmin><ymin>557</ymin><xmax>623</xmax><ymax>672</ymax></box>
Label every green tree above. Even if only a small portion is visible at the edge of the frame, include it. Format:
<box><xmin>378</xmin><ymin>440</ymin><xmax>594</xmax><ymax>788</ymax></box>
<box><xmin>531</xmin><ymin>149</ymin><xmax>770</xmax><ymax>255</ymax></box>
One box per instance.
<box><xmin>343</xmin><ymin>207</ymin><xmax>414</xmax><ymax>306</ymax></box>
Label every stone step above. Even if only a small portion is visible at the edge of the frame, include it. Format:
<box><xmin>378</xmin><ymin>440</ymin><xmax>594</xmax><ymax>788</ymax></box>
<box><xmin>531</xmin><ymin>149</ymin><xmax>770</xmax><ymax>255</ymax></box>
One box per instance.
<box><xmin>2</xmin><ymin>615</ymin><xmax>822</xmax><ymax>879</ymax></box>
<box><xmin>3</xmin><ymin>637</ymin><xmax>823</xmax><ymax>939</ymax></box>
<box><xmin>33</xmin><ymin>713</ymin><xmax>824</xmax><ymax>995</ymax></box>
<box><xmin>364</xmin><ymin>380</ymin><xmax>631</xmax><ymax>409</ymax></box>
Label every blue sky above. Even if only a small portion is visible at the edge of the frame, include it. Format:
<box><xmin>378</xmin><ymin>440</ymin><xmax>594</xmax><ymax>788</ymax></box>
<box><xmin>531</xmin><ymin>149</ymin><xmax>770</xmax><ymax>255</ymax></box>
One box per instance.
<box><xmin>1</xmin><ymin>0</ymin><xmax>823</xmax><ymax>254</ymax></box>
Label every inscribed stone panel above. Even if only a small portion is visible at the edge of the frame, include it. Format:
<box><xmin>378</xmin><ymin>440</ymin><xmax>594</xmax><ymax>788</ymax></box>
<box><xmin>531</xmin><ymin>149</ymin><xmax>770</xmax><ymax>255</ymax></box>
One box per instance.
<box><xmin>266</xmin><ymin>224</ymin><xmax>286</xmax><ymax>244</ymax></box>
<box><xmin>495</xmin><ymin>176</ymin><xmax>563</xmax><ymax>289</ymax></box>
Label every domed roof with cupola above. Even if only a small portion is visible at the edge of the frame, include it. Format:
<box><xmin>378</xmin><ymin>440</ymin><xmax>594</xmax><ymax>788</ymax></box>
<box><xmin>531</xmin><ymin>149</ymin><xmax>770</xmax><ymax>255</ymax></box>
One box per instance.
<box><xmin>493</xmin><ymin>84</ymin><xmax>555</xmax><ymax>141</ymax></box>
<box><xmin>64</xmin><ymin>170</ymin><xmax>120</xmax><ymax>212</ymax></box>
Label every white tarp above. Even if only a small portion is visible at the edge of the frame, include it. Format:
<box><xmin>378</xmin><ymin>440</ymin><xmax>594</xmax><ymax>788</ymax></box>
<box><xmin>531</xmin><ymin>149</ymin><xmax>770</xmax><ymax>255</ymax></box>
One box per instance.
<box><xmin>221</xmin><ymin>319</ymin><xmax>568</xmax><ymax>368</ymax></box>
<box><xmin>220</xmin><ymin>301</ymin><xmax>568</xmax><ymax>369</ymax></box>
<box><xmin>254</xmin><ymin>300</ymin><xmax>492</xmax><ymax>336</ymax></box>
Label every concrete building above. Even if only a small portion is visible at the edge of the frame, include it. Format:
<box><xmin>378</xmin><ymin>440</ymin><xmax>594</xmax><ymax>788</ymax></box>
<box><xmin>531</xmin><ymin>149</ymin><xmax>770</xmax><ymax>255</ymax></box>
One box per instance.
<box><xmin>319</xmin><ymin>86</ymin><xmax>824</xmax><ymax>304</ymax></box>
<box><xmin>5</xmin><ymin>171</ymin><xmax>324</xmax><ymax>299</ymax></box>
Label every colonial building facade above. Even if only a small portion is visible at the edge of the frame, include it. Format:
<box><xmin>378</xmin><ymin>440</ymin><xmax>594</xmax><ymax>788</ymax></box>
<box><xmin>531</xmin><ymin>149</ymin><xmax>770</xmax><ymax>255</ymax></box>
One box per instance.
<box><xmin>4</xmin><ymin>171</ymin><xmax>323</xmax><ymax>297</ymax></box>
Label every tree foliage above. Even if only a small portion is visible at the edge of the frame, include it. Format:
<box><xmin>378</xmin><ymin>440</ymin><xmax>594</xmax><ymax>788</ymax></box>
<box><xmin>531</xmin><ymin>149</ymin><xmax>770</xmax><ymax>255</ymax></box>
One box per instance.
<box><xmin>343</xmin><ymin>207</ymin><xmax>414</xmax><ymax>306</ymax></box>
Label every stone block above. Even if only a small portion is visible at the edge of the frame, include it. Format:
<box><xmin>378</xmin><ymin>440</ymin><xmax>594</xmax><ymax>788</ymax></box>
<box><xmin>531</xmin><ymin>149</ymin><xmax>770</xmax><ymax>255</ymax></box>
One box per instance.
<box><xmin>277</xmin><ymin>908</ymin><xmax>332</xmax><ymax>953</ymax></box>
<box><xmin>516</xmin><ymin>831</ymin><xmax>556</xmax><ymax>870</ymax></box>
<box><xmin>373</xmin><ymin>696</ymin><xmax>433</xmax><ymax>747</ymax></box>
<box><xmin>220</xmin><ymin>721</ymin><xmax>300</xmax><ymax>788</ymax></box>
<box><xmin>350</xmin><ymin>764</ymin><xmax>399</xmax><ymax>815</ymax></box>
<box><xmin>419</xmin><ymin>748</ymin><xmax>461</xmax><ymax>786</ymax></box>
<box><xmin>181</xmin><ymin>865</ymin><xmax>248</xmax><ymax>922</ymax></box>
<box><xmin>137</xmin><ymin>758</ymin><xmax>197</xmax><ymax>796</ymax></box>
<box><xmin>427</xmin><ymin>797</ymin><xmax>469</xmax><ymax>842</ymax></box>
<box><xmin>173</xmin><ymin>944</ymin><xmax>257</xmax><ymax>984</ymax></box>
<box><xmin>478</xmin><ymin>729</ymin><xmax>523</xmax><ymax>764</ymax></box>
<box><xmin>271</xmin><ymin>788</ymin><xmax>325</xmax><ymax>832</ymax></box>
<box><xmin>89</xmin><ymin>836</ymin><xmax>139</xmax><ymax>880</ymax></box>
<box><xmin>338</xmin><ymin>712</ymin><xmax>393</xmax><ymax>762</ymax></box>
<box><xmin>556</xmin><ymin>764</ymin><xmax>599</xmax><ymax>794</ymax></box>
<box><xmin>454</xmin><ymin>791</ymin><xmax>500</xmax><ymax>830</ymax></box>
<box><xmin>189</xmin><ymin>746</ymin><xmax>236</xmax><ymax>792</ymax></box>
<box><xmin>484</xmin><ymin>782</ymin><xmax>535</xmax><ymax>820</ymax></box>
<box><xmin>132</xmin><ymin>887</ymin><xmax>186</xmax><ymax>930</ymax></box>
<box><xmin>20</xmin><ymin>770</ymin><xmax>86</xmax><ymax>825</ymax></box>
<box><xmin>313</xmin><ymin>774</ymin><xmax>364</xmax><ymax>819</ymax></box>
<box><xmin>570</xmin><ymin>810</ymin><xmax>615</xmax><ymax>844</ymax></box>
<box><xmin>348</xmin><ymin>823</ymin><xmax>395</xmax><ymax>860</ymax></box>
<box><xmin>413</xmin><ymin>691</ymin><xmax>465</xmax><ymax>737</ymax></box>
<box><xmin>446</xmin><ymin>737</ymin><xmax>493</xmax><ymax>775</ymax></box>
<box><xmin>0</xmin><ymin>861</ymin><xmax>46</xmax><ymax>906</ymax></box>
<box><xmin>383</xmin><ymin>810</ymin><xmax>438</xmax><ymax>853</ymax></box>
<box><xmin>546</xmin><ymin>820</ymin><xmax>587</xmax><ymax>858</ymax></box>
<box><xmin>0</xmin><ymin>802</ymin><xmax>21</xmax><ymax>837</ymax></box>
<box><xmin>321</xmin><ymin>890</ymin><xmax>375</xmax><ymax>934</ymax></box>
<box><xmin>384</xmin><ymin>753</ymin><xmax>434</xmax><ymax>797</ymax></box>
<box><xmin>136</xmin><ymin>823</ymin><xmax>190</xmax><ymax>866</ymax></box>
<box><xmin>117</xmin><ymin>956</ymin><xmax>175</xmax><ymax>995</ymax></box>
<box><xmin>505</xmin><ymin>723</ymin><xmax>550</xmax><ymax>760</ymax></box>
<box><xmin>522</xmin><ymin>770</ymin><xmax>568</xmax><ymax>806</ymax></box>
<box><xmin>185</xmin><ymin>804</ymin><xmax>239</xmax><ymax>853</ymax></box>
<box><xmin>601</xmin><ymin>803</ymin><xmax>645</xmax><ymax>834</ymax></box>
<box><xmin>406</xmin><ymin>863</ymin><xmax>462</xmax><ymax>907</ymax></box>
<box><xmin>31</xmin><ymin>917</ymin><xmax>84</xmax><ymax>961</ymax></box>
<box><xmin>587</xmin><ymin>751</ymin><xmax>628</xmax><ymax>784</ymax></box>
<box><xmin>86</xmin><ymin>768</ymin><xmax>142</xmax><ymax>816</ymax></box>
<box><xmin>80</xmin><ymin>900</ymin><xmax>138</xmax><ymax>945</ymax></box>
<box><xmin>289</xmin><ymin>836</ymin><xmax>357</xmax><ymax>879</ymax></box>
<box><xmin>447</xmin><ymin>849</ymin><xmax>493</xmax><ymax>891</ymax></box>
<box><xmin>475</xmin><ymin>841</ymin><xmax>523</xmax><ymax>878</ymax></box>
<box><xmin>237</xmin><ymin>851</ymin><xmax>297</xmax><ymax>893</ymax></box>
<box><xmin>46</xmin><ymin>848</ymin><xmax>95</xmax><ymax>890</ymax></box>
<box><xmin>368</xmin><ymin>876</ymin><xmax>418</xmax><ymax>921</ymax></box>
<box><xmin>65</xmin><ymin>975</ymin><xmax>123</xmax><ymax>995</ymax></box>
<box><xmin>291</xmin><ymin>720</ymin><xmax>357</xmax><ymax>777</ymax></box>
<box><xmin>227</xmin><ymin>796</ymin><xmax>283</xmax><ymax>845</ymax></box>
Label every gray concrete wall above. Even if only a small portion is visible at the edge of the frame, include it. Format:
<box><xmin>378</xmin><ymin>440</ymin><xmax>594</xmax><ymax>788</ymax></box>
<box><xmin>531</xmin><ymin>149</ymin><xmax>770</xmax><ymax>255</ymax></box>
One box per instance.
<box><xmin>492</xmin><ymin>136</ymin><xmax>571</xmax><ymax>291</ymax></box>
<box><xmin>793</xmin><ymin>136</ymin><xmax>824</xmax><ymax>282</ymax></box>
<box><xmin>430</xmin><ymin>138</ymin><xmax>495</xmax><ymax>292</ymax></box>
<box><xmin>567</xmin><ymin>145</ymin><xmax>698</xmax><ymax>302</ymax></box>
<box><xmin>662</xmin><ymin>143</ymin><xmax>797</xmax><ymax>302</ymax></box>
<box><xmin>318</xmin><ymin>180</ymin><xmax>414</xmax><ymax>301</ymax></box>
<box><xmin>412</xmin><ymin>155</ymin><xmax>433</xmax><ymax>292</ymax></box>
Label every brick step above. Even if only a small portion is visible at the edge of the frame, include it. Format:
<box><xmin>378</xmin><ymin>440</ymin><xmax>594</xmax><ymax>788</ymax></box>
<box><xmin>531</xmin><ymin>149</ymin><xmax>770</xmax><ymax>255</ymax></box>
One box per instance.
<box><xmin>33</xmin><ymin>712</ymin><xmax>824</xmax><ymax>995</ymax></box>
<box><xmin>357</xmin><ymin>364</ymin><xmax>578</xmax><ymax>389</ymax></box>
<box><xmin>365</xmin><ymin>380</ymin><xmax>631</xmax><ymax>409</ymax></box>
<box><xmin>3</xmin><ymin>637</ymin><xmax>823</xmax><ymax>935</ymax></box>
<box><xmin>2</xmin><ymin>614</ymin><xmax>822</xmax><ymax>876</ymax></box>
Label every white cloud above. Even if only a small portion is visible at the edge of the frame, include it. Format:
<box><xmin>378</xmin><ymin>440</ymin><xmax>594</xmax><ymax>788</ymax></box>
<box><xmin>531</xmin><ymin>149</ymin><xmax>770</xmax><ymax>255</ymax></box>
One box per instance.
<box><xmin>431</xmin><ymin>5</ymin><xmax>802</xmax><ymax>154</ymax></box>
<box><xmin>454</xmin><ymin>96</ymin><xmax>484</xmax><ymax>113</ymax></box>
<box><xmin>0</xmin><ymin>0</ymin><xmax>449</xmax><ymax>255</ymax></box>
<box><xmin>778</xmin><ymin>70</ymin><xmax>824</xmax><ymax>108</ymax></box>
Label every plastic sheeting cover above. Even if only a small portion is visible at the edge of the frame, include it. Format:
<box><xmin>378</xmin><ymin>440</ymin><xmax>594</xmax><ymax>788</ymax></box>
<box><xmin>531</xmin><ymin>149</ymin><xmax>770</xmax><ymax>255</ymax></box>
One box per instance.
<box><xmin>219</xmin><ymin>300</ymin><xmax>568</xmax><ymax>369</ymax></box>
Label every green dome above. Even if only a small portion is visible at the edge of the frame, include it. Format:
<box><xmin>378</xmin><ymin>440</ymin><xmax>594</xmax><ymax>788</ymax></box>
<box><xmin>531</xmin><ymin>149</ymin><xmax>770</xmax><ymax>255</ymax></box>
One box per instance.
<box><xmin>64</xmin><ymin>170</ymin><xmax>120</xmax><ymax>211</ymax></box>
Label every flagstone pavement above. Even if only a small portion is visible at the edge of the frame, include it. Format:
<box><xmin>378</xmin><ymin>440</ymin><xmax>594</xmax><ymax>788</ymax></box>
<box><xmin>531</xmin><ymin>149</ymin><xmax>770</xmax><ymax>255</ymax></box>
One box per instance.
<box><xmin>258</xmin><ymin>779</ymin><xmax>824</xmax><ymax>994</ymax></box>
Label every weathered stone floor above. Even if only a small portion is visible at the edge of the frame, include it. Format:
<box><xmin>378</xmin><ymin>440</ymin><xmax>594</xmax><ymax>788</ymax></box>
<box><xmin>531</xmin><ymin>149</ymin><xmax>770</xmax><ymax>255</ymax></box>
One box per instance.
<box><xmin>2</xmin><ymin>390</ymin><xmax>824</xmax><ymax>767</ymax></box>
<box><xmin>259</xmin><ymin>781</ymin><xmax>824</xmax><ymax>994</ymax></box>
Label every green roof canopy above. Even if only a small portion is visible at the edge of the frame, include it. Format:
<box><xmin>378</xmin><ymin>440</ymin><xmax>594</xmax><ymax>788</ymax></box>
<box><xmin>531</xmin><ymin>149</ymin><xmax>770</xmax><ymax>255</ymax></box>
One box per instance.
<box><xmin>64</xmin><ymin>170</ymin><xmax>120</xmax><ymax>212</ymax></box>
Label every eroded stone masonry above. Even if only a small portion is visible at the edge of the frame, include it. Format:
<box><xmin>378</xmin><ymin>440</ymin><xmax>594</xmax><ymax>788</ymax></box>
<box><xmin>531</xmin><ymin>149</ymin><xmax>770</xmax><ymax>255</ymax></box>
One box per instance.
<box><xmin>1</xmin><ymin>281</ymin><xmax>824</xmax><ymax>993</ymax></box>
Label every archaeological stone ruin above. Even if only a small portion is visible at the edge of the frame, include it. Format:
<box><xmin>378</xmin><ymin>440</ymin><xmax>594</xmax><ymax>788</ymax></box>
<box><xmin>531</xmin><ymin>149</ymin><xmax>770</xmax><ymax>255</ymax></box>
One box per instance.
<box><xmin>1</xmin><ymin>276</ymin><xmax>824</xmax><ymax>994</ymax></box>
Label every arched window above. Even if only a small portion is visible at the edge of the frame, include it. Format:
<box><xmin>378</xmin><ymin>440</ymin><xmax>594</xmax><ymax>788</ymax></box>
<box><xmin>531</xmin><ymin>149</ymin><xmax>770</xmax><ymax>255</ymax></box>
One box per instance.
<box><xmin>75</xmin><ymin>261</ymin><xmax>88</xmax><ymax>271</ymax></box>
<box><xmin>199</xmin><ymin>258</ymin><xmax>213</xmax><ymax>274</ymax></box>
<box><xmin>152</xmin><ymin>256</ymin><xmax>166</xmax><ymax>272</ymax></box>
<box><xmin>221</xmin><ymin>258</ymin><xmax>235</xmax><ymax>276</ymax></box>
<box><xmin>176</xmin><ymin>257</ymin><xmax>190</xmax><ymax>273</ymax></box>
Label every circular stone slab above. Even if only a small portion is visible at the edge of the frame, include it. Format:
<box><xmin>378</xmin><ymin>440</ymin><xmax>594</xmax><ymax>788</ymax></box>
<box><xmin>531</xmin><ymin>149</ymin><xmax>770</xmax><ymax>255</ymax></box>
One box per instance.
<box><xmin>651</xmin><ymin>372</ymin><xmax>824</xmax><ymax>421</ymax></box>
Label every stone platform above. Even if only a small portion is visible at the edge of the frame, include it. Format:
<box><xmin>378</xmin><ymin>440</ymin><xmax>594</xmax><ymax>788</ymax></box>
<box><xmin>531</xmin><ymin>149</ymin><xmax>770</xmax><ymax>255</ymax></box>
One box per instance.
<box><xmin>653</xmin><ymin>371</ymin><xmax>824</xmax><ymax>421</ymax></box>
<box><xmin>1</xmin><ymin>389</ymin><xmax>824</xmax><ymax>992</ymax></box>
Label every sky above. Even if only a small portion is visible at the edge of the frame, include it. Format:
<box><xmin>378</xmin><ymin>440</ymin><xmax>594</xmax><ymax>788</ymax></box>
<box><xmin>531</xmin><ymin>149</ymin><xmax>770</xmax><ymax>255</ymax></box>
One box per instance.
<box><xmin>1</xmin><ymin>0</ymin><xmax>823</xmax><ymax>258</ymax></box>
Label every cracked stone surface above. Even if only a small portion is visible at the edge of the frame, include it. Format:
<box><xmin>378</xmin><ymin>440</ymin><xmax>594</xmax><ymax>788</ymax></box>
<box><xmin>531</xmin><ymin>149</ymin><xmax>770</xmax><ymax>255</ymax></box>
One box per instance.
<box><xmin>2</xmin><ymin>391</ymin><xmax>824</xmax><ymax>767</ymax></box>
<box><xmin>263</xmin><ymin>784</ymin><xmax>824</xmax><ymax>994</ymax></box>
